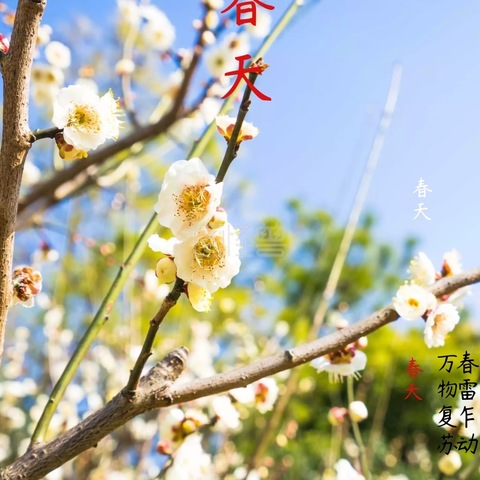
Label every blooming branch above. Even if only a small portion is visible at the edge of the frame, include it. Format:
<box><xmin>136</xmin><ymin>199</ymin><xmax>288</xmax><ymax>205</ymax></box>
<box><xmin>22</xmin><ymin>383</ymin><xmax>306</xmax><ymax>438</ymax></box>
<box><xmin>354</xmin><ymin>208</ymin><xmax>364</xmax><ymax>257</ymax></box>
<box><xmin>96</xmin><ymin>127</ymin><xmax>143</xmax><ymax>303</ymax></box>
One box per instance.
<box><xmin>1</xmin><ymin>268</ymin><xmax>478</xmax><ymax>480</ymax></box>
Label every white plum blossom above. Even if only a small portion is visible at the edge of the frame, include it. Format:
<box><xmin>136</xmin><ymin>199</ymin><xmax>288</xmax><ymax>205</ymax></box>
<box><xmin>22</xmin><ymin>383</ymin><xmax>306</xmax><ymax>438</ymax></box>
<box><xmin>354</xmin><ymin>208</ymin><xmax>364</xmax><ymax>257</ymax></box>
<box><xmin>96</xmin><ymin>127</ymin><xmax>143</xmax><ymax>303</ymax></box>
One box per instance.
<box><xmin>36</xmin><ymin>24</ymin><xmax>52</xmax><ymax>46</ymax></box>
<box><xmin>31</xmin><ymin>63</ymin><xmax>64</xmax><ymax>106</ymax></box>
<box><xmin>252</xmin><ymin>378</ymin><xmax>279</xmax><ymax>413</ymax></box>
<box><xmin>173</xmin><ymin>223</ymin><xmax>241</xmax><ymax>294</ymax></box>
<box><xmin>230</xmin><ymin>385</ymin><xmax>256</xmax><ymax>404</ymax></box>
<box><xmin>438</xmin><ymin>451</ymin><xmax>462</xmax><ymax>476</ymax></box>
<box><xmin>443</xmin><ymin>249</ymin><xmax>462</xmax><ymax>276</ymax></box>
<box><xmin>211</xmin><ymin>395</ymin><xmax>240</xmax><ymax>431</ymax></box>
<box><xmin>334</xmin><ymin>459</ymin><xmax>365</xmax><ymax>480</ymax></box>
<box><xmin>198</xmin><ymin>97</ymin><xmax>223</xmax><ymax>124</ymax></box>
<box><xmin>408</xmin><ymin>251</ymin><xmax>436</xmax><ymax>287</ymax></box>
<box><xmin>424</xmin><ymin>303</ymin><xmax>460</xmax><ymax>348</ymax></box>
<box><xmin>154</xmin><ymin>158</ymin><xmax>223</xmax><ymax>240</ymax></box>
<box><xmin>205</xmin><ymin>33</ymin><xmax>249</xmax><ymax>81</ymax></box>
<box><xmin>45</xmin><ymin>41</ymin><xmax>71</xmax><ymax>69</ymax></box>
<box><xmin>312</xmin><ymin>348</ymin><xmax>367</xmax><ymax>383</ymax></box>
<box><xmin>147</xmin><ymin>234</ymin><xmax>179</xmax><ymax>256</ymax></box>
<box><xmin>117</xmin><ymin>0</ymin><xmax>142</xmax><ymax>30</ymax></box>
<box><xmin>141</xmin><ymin>6</ymin><xmax>175</xmax><ymax>51</ymax></box>
<box><xmin>157</xmin><ymin>408</ymin><xmax>209</xmax><ymax>455</ymax></box>
<box><xmin>52</xmin><ymin>85</ymin><xmax>122</xmax><ymax>151</ymax></box>
<box><xmin>165</xmin><ymin>433</ymin><xmax>216</xmax><ymax>480</ymax></box>
<box><xmin>392</xmin><ymin>283</ymin><xmax>437</xmax><ymax>321</ymax></box>
<box><xmin>246</xmin><ymin>9</ymin><xmax>272</xmax><ymax>38</ymax></box>
<box><xmin>230</xmin><ymin>379</ymin><xmax>278</xmax><ymax>412</ymax></box>
<box><xmin>215</xmin><ymin>115</ymin><xmax>259</xmax><ymax>144</ymax></box>
<box><xmin>454</xmin><ymin>385</ymin><xmax>480</xmax><ymax>438</ymax></box>
<box><xmin>206</xmin><ymin>46</ymin><xmax>233</xmax><ymax>78</ymax></box>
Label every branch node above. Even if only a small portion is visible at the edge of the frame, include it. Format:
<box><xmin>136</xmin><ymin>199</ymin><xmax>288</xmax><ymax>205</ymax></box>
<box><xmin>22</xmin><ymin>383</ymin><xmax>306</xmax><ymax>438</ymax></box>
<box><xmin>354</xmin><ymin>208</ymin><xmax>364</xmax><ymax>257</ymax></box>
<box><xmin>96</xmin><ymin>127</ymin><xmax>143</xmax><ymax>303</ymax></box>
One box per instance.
<box><xmin>285</xmin><ymin>349</ymin><xmax>295</xmax><ymax>361</ymax></box>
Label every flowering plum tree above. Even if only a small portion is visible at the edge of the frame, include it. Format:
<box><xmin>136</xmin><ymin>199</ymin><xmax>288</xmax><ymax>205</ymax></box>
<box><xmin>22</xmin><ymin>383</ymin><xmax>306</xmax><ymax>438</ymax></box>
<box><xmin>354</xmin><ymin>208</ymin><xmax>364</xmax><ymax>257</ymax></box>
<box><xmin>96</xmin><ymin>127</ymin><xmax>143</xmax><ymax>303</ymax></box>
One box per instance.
<box><xmin>0</xmin><ymin>1</ymin><xmax>479</xmax><ymax>479</ymax></box>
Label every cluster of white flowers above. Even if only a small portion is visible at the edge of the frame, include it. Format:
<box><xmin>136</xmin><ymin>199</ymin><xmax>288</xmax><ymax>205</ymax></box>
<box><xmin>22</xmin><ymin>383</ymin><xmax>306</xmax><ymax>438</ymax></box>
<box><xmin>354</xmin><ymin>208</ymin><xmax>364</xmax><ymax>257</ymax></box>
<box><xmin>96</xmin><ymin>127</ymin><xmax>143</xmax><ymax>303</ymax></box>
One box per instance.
<box><xmin>393</xmin><ymin>250</ymin><xmax>466</xmax><ymax>348</ymax></box>
<box><xmin>30</xmin><ymin>24</ymin><xmax>71</xmax><ymax>107</ymax></box>
<box><xmin>52</xmin><ymin>85</ymin><xmax>123</xmax><ymax>160</ymax></box>
<box><xmin>149</xmin><ymin>156</ymin><xmax>242</xmax><ymax>312</ymax></box>
<box><xmin>117</xmin><ymin>0</ymin><xmax>175</xmax><ymax>51</ymax></box>
<box><xmin>206</xmin><ymin>32</ymin><xmax>250</xmax><ymax>81</ymax></box>
<box><xmin>333</xmin><ymin>459</ymin><xmax>365</xmax><ymax>480</ymax></box>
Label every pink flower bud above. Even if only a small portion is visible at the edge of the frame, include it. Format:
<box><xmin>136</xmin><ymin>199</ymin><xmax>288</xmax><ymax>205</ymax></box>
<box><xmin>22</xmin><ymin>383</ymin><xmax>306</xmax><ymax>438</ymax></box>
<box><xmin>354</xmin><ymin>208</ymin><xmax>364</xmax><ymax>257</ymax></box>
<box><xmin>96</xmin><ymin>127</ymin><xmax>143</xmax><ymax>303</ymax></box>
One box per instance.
<box><xmin>328</xmin><ymin>407</ymin><xmax>348</xmax><ymax>426</ymax></box>
<box><xmin>0</xmin><ymin>33</ymin><xmax>9</xmax><ymax>55</ymax></box>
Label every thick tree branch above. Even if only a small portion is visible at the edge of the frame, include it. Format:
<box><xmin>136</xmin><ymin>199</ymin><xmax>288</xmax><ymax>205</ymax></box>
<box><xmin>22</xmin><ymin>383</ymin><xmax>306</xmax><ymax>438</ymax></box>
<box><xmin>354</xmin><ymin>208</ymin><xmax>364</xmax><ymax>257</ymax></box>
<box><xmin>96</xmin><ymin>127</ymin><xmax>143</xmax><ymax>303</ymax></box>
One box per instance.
<box><xmin>1</xmin><ymin>268</ymin><xmax>478</xmax><ymax>480</ymax></box>
<box><xmin>0</xmin><ymin>0</ymin><xmax>46</xmax><ymax>362</ymax></box>
<box><xmin>0</xmin><ymin>347</ymin><xmax>189</xmax><ymax>480</ymax></box>
<box><xmin>167</xmin><ymin>269</ymin><xmax>480</xmax><ymax>403</ymax></box>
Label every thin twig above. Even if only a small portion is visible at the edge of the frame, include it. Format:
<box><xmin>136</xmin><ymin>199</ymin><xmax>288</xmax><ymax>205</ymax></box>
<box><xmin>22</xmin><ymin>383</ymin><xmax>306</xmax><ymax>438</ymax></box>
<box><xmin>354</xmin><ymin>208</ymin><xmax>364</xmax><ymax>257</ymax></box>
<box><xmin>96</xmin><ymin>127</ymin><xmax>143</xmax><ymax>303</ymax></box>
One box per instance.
<box><xmin>29</xmin><ymin>126</ymin><xmax>62</xmax><ymax>143</ymax></box>
<box><xmin>125</xmin><ymin>279</ymin><xmax>185</xmax><ymax>394</ymax></box>
<box><xmin>347</xmin><ymin>377</ymin><xmax>371</xmax><ymax>480</ymax></box>
<box><xmin>215</xmin><ymin>71</ymin><xmax>258</xmax><ymax>184</ymax></box>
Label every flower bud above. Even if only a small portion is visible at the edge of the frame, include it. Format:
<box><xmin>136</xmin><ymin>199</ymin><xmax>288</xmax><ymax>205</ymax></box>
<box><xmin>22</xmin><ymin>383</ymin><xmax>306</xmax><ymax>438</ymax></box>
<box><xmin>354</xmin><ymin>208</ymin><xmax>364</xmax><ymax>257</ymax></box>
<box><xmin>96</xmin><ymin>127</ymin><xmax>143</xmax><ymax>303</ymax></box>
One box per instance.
<box><xmin>208</xmin><ymin>208</ymin><xmax>227</xmax><ymax>230</ymax></box>
<box><xmin>55</xmin><ymin>133</ymin><xmax>88</xmax><ymax>161</ymax></box>
<box><xmin>156</xmin><ymin>439</ymin><xmax>173</xmax><ymax>456</ymax></box>
<box><xmin>201</xmin><ymin>30</ymin><xmax>216</xmax><ymax>46</ymax></box>
<box><xmin>328</xmin><ymin>407</ymin><xmax>347</xmax><ymax>426</ymax></box>
<box><xmin>356</xmin><ymin>336</ymin><xmax>368</xmax><ymax>349</ymax></box>
<box><xmin>205</xmin><ymin>10</ymin><xmax>219</xmax><ymax>29</ymax></box>
<box><xmin>11</xmin><ymin>266</ymin><xmax>42</xmax><ymax>308</ymax></box>
<box><xmin>155</xmin><ymin>257</ymin><xmax>177</xmax><ymax>284</ymax></box>
<box><xmin>0</xmin><ymin>33</ymin><xmax>9</xmax><ymax>55</ymax></box>
<box><xmin>438</xmin><ymin>451</ymin><xmax>462</xmax><ymax>475</ymax></box>
<box><xmin>181</xmin><ymin>418</ymin><xmax>198</xmax><ymax>435</ymax></box>
<box><xmin>115</xmin><ymin>58</ymin><xmax>135</xmax><ymax>76</ymax></box>
<box><xmin>348</xmin><ymin>401</ymin><xmax>368</xmax><ymax>423</ymax></box>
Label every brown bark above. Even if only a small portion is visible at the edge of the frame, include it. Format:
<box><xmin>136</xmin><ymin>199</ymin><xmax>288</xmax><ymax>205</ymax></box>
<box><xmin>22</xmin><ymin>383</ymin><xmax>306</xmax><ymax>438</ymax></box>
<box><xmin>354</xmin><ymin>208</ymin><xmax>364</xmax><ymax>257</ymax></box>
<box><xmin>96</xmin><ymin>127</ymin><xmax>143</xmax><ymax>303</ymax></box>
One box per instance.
<box><xmin>0</xmin><ymin>0</ymin><xmax>46</xmax><ymax>362</ymax></box>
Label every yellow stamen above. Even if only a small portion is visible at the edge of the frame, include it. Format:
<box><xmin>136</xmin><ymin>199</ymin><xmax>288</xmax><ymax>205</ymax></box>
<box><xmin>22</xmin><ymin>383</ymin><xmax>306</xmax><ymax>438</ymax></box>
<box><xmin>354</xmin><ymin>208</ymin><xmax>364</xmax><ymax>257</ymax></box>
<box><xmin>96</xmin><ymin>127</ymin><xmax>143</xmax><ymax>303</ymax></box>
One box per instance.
<box><xmin>408</xmin><ymin>298</ymin><xmax>419</xmax><ymax>308</ymax></box>
<box><xmin>67</xmin><ymin>104</ymin><xmax>101</xmax><ymax>134</ymax></box>
<box><xmin>175</xmin><ymin>185</ymin><xmax>211</xmax><ymax>225</ymax></box>
<box><xmin>193</xmin><ymin>235</ymin><xmax>225</xmax><ymax>271</ymax></box>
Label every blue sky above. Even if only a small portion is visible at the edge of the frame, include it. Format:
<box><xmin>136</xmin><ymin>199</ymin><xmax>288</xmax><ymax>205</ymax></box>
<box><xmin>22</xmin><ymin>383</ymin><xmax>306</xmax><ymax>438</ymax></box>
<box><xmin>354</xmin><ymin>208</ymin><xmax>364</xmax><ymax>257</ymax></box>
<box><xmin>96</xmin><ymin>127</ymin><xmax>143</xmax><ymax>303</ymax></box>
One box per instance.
<box><xmin>41</xmin><ymin>1</ymin><xmax>480</xmax><ymax>315</ymax></box>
